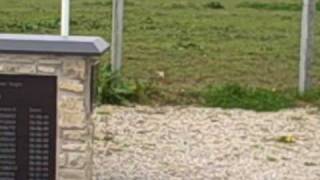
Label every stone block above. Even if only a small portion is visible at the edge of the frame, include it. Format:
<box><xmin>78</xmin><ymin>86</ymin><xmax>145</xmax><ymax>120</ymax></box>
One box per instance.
<box><xmin>5</xmin><ymin>63</ymin><xmax>36</xmax><ymax>73</ymax></box>
<box><xmin>39</xmin><ymin>59</ymin><xmax>62</xmax><ymax>65</ymax></box>
<box><xmin>0</xmin><ymin>64</ymin><xmax>4</xmax><ymax>72</ymax></box>
<box><xmin>66</xmin><ymin>152</ymin><xmax>87</xmax><ymax>169</ymax></box>
<box><xmin>59</xmin><ymin>169</ymin><xmax>87</xmax><ymax>180</ymax></box>
<box><xmin>63</xmin><ymin>129</ymin><xmax>89</xmax><ymax>141</ymax></box>
<box><xmin>59</xmin><ymin>79</ymin><xmax>84</xmax><ymax>93</ymax></box>
<box><xmin>60</xmin><ymin>111</ymin><xmax>87</xmax><ymax>128</ymax></box>
<box><xmin>59</xmin><ymin>152</ymin><xmax>67</xmax><ymax>167</ymax></box>
<box><xmin>37</xmin><ymin>65</ymin><xmax>57</xmax><ymax>74</ymax></box>
<box><xmin>63</xmin><ymin>59</ymin><xmax>86</xmax><ymax>80</ymax></box>
<box><xmin>62</xmin><ymin>141</ymin><xmax>89</xmax><ymax>152</ymax></box>
<box><xmin>59</xmin><ymin>96</ymin><xmax>85</xmax><ymax>112</ymax></box>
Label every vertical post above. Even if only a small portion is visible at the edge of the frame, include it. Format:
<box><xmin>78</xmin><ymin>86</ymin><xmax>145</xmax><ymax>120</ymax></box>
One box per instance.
<box><xmin>299</xmin><ymin>0</ymin><xmax>316</xmax><ymax>94</ymax></box>
<box><xmin>111</xmin><ymin>0</ymin><xmax>125</xmax><ymax>72</ymax></box>
<box><xmin>61</xmin><ymin>0</ymin><xmax>70</xmax><ymax>36</ymax></box>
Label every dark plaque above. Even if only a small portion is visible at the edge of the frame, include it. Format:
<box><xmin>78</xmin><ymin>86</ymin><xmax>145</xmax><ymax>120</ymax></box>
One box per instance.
<box><xmin>0</xmin><ymin>75</ymin><xmax>57</xmax><ymax>180</ymax></box>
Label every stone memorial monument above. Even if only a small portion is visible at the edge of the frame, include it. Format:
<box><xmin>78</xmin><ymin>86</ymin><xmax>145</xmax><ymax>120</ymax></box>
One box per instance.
<box><xmin>0</xmin><ymin>34</ymin><xmax>109</xmax><ymax>180</ymax></box>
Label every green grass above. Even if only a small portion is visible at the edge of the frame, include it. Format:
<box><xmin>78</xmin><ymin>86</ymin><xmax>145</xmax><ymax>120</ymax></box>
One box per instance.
<box><xmin>202</xmin><ymin>84</ymin><xmax>295</xmax><ymax>111</ymax></box>
<box><xmin>296</xmin><ymin>89</ymin><xmax>320</xmax><ymax>106</ymax></box>
<box><xmin>238</xmin><ymin>2</ymin><xmax>320</xmax><ymax>12</ymax></box>
<box><xmin>1</xmin><ymin>0</ymin><xmax>320</xmax><ymax>109</ymax></box>
<box><xmin>200</xmin><ymin>84</ymin><xmax>320</xmax><ymax>111</ymax></box>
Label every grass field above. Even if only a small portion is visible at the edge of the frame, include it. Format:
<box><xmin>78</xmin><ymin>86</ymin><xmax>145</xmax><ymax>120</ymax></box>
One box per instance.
<box><xmin>1</xmin><ymin>0</ymin><xmax>319</xmax><ymax>105</ymax></box>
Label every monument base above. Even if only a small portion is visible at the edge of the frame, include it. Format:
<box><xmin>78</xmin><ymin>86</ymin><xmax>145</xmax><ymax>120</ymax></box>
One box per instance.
<box><xmin>0</xmin><ymin>34</ymin><xmax>109</xmax><ymax>180</ymax></box>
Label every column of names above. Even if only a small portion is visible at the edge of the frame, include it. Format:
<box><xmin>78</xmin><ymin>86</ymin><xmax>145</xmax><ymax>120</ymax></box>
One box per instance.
<box><xmin>28</xmin><ymin>108</ymin><xmax>51</xmax><ymax>180</ymax></box>
<box><xmin>0</xmin><ymin>107</ymin><xmax>17</xmax><ymax>180</ymax></box>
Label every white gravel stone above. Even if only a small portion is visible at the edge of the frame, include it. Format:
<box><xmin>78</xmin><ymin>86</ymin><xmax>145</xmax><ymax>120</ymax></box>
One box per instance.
<box><xmin>93</xmin><ymin>106</ymin><xmax>320</xmax><ymax>180</ymax></box>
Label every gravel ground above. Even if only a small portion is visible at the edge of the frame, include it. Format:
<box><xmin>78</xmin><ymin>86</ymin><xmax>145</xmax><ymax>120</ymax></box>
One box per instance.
<box><xmin>93</xmin><ymin>106</ymin><xmax>320</xmax><ymax>180</ymax></box>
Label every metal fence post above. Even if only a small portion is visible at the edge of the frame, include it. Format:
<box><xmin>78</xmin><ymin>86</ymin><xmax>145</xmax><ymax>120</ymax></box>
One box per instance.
<box><xmin>299</xmin><ymin>0</ymin><xmax>316</xmax><ymax>94</ymax></box>
<box><xmin>61</xmin><ymin>0</ymin><xmax>70</xmax><ymax>36</ymax></box>
<box><xmin>111</xmin><ymin>0</ymin><xmax>125</xmax><ymax>72</ymax></box>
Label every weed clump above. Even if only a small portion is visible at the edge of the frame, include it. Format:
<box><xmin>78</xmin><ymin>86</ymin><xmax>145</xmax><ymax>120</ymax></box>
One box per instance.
<box><xmin>97</xmin><ymin>65</ymin><xmax>157</xmax><ymax>105</ymax></box>
<box><xmin>237</xmin><ymin>2</ymin><xmax>300</xmax><ymax>11</ymax></box>
<box><xmin>276</xmin><ymin>135</ymin><xmax>297</xmax><ymax>144</ymax></box>
<box><xmin>238</xmin><ymin>2</ymin><xmax>320</xmax><ymax>11</ymax></box>
<box><xmin>205</xmin><ymin>2</ymin><xmax>225</xmax><ymax>9</ymax></box>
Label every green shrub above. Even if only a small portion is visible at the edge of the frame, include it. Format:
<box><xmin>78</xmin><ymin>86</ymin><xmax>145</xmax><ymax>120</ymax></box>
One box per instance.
<box><xmin>98</xmin><ymin>65</ymin><xmax>133</xmax><ymax>105</ymax></box>
<box><xmin>202</xmin><ymin>84</ymin><xmax>295</xmax><ymax>111</ymax></box>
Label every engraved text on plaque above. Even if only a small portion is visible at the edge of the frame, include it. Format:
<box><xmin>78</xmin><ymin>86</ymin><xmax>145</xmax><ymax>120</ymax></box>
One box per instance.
<box><xmin>0</xmin><ymin>75</ymin><xmax>57</xmax><ymax>180</ymax></box>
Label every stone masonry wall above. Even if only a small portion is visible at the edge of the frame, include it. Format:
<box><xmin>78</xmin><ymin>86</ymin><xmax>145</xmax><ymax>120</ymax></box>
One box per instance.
<box><xmin>0</xmin><ymin>54</ymin><xmax>97</xmax><ymax>180</ymax></box>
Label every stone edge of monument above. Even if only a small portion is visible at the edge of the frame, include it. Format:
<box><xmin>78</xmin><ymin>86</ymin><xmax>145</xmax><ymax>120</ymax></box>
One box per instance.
<box><xmin>0</xmin><ymin>34</ymin><xmax>110</xmax><ymax>56</ymax></box>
